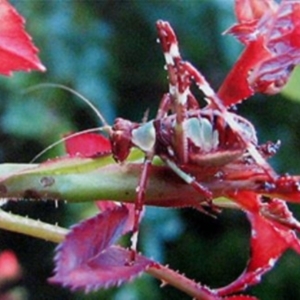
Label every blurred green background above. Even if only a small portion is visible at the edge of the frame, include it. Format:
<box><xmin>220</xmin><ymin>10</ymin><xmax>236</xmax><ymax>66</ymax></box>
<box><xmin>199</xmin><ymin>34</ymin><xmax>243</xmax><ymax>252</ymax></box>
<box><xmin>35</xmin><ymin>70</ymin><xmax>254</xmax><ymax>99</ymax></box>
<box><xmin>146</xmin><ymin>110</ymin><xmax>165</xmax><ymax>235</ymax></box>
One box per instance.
<box><xmin>1</xmin><ymin>1</ymin><xmax>300</xmax><ymax>299</ymax></box>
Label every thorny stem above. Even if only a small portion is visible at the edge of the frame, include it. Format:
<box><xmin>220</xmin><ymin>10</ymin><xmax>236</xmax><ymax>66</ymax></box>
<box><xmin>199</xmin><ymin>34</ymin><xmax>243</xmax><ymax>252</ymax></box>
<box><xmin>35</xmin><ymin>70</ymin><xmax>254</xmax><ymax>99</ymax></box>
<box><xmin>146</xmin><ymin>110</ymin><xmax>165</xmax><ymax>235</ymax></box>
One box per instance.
<box><xmin>0</xmin><ymin>209</ymin><xmax>68</xmax><ymax>243</ymax></box>
<box><xmin>148</xmin><ymin>264</ymin><xmax>218</xmax><ymax>300</ymax></box>
<box><xmin>0</xmin><ymin>209</ymin><xmax>217</xmax><ymax>299</ymax></box>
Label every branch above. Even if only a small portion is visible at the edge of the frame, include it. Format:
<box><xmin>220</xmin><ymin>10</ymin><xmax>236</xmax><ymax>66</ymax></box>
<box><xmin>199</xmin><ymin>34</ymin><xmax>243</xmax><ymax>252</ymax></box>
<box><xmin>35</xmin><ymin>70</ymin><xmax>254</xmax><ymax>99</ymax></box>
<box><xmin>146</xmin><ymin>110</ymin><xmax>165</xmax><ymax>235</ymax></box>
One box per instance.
<box><xmin>0</xmin><ymin>151</ymin><xmax>270</xmax><ymax>208</ymax></box>
<box><xmin>0</xmin><ymin>208</ymin><xmax>67</xmax><ymax>243</ymax></box>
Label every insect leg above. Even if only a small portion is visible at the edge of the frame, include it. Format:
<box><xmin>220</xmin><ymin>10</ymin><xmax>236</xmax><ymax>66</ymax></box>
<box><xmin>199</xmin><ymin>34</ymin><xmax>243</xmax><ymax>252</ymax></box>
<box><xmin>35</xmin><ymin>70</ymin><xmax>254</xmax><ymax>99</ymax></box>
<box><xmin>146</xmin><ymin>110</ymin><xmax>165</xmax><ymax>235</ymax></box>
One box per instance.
<box><xmin>165</xmin><ymin>159</ymin><xmax>212</xmax><ymax>199</ymax></box>
<box><xmin>157</xmin><ymin>21</ymin><xmax>195</xmax><ymax>164</ymax></box>
<box><xmin>156</xmin><ymin>93</ymin><xmax>172</xmax><ymax>119</ymax></box>
<box><xmin>130</xmin><ymin>153</ymin><xmax>154</xmax><ymax>262</ymax></box>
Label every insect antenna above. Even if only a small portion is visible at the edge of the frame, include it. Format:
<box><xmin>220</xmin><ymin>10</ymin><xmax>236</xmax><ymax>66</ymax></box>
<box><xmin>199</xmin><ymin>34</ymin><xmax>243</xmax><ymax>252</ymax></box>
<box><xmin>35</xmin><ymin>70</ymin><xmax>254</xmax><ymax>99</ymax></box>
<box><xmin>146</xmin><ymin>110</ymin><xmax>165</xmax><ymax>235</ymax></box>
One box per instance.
<box><xmin>141</xmin><ymin>109</ymin><xmax>150</xmax><ymax>124</ymax></box>
<box><xmin>23</xmin><ymin>83</ymin><xmax>110</xmax><ymax>127</ymax></box>
<box><xmin>29</xmin><ymin>127</ymin><xmax>109</xmax><ymax>163</ymax></box>
<box><xmin>23</xmin><ymin>83</ymin><xmax>112</xmax><ymax>162</ymax></box>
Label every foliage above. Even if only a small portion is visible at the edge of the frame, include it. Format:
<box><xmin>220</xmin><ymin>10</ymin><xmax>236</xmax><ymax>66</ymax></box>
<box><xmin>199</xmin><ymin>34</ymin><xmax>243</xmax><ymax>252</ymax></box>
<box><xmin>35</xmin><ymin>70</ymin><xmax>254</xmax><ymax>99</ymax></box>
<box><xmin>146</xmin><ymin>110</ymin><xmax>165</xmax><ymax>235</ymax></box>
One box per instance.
<box><xmin>3</xmin><ymin>1</ymin><xmax>298</xmax><ymax>299</ymax></box>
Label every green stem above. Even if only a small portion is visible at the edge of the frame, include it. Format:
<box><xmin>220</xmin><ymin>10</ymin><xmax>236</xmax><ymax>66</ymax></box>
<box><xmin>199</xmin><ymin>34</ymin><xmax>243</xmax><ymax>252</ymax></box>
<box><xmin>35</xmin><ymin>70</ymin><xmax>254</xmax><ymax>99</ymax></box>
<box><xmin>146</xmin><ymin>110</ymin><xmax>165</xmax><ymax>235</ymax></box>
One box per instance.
<box><xmin>0</xmin><ymin>208</ymin><xmax>67</xmax><ymax>243</ymax></box>
<box><xmin>0</xmin><ymin>158</ymin><xmax>266</xmax><ymax>208</ymax></box>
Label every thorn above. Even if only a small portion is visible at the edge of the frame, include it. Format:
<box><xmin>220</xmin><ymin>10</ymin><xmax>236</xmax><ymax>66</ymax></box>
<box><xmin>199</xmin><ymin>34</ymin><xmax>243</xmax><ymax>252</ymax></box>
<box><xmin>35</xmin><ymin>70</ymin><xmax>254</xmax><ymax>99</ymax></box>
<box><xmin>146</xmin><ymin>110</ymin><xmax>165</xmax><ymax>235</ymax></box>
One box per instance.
<box><xmin>160</xmin><ymin>280</ymin><xmax>168</xmax><ymax>287</ymax></box>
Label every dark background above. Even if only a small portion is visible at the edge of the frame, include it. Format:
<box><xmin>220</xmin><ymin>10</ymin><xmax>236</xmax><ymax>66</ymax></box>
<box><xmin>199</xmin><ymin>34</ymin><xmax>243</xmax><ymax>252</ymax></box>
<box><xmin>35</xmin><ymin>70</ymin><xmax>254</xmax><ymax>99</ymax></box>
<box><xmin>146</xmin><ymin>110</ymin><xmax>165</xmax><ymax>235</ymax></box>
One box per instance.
<box><xmin>1</xmin><ymin>1</ymin><xmax>300</xmax><ymax>299</ymax></box>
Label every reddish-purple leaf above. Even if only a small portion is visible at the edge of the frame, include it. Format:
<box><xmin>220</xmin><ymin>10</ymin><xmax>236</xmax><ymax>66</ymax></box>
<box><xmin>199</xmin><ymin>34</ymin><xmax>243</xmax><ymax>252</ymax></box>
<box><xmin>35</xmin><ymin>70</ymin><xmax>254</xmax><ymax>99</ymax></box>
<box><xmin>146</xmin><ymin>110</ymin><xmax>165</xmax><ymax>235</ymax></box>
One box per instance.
<box><xmin>96</xmin><ymin>201</ymin><xmax>120</xmax><ymax>213</ymax></box>
<box><xmin>64</xmin><ymin>132</ymin><xmax>111</xmax><ymax>157</ymax></box>
<box><xmin>0</xmin><ymin>0</ymin><xmax>45</xmax><ymax>75</ymax></box>
<box><xmin>96</xmin><ymin>201</ymin><xmax>142</xmax><ymax>235</ymax></box>
<box><xmin>49</xmin><ymin>206</ymin><xmax>153</xmax><ymax>291</ymax></box>
<box><xmin>52</xmin><ymin>246</ymin><xmax>152</xmax><ymax>293</ymax></box>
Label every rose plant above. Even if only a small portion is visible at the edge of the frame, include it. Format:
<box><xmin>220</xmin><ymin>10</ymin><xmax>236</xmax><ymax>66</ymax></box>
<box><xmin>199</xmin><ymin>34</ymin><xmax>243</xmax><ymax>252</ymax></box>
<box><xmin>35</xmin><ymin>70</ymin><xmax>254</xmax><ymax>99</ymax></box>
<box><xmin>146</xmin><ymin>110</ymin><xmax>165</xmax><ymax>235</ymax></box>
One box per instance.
<box><xmin>1</xmin><ymin>0</ymin><xmax>300</xmax><ymax>299</ymax></box>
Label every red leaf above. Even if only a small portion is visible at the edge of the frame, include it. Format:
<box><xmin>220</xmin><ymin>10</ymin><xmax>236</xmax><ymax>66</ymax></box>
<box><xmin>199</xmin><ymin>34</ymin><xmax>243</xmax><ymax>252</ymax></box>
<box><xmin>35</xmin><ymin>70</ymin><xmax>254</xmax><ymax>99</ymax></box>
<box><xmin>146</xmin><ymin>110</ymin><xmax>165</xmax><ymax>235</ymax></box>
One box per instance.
<box><xmin>0</xmin><ymin>250</ymin><xmax>20</xmax><ymax>281</ymax></box>
<box><xmin>64</xmin><ymin>132</ymin><xmax>111</xmax><ymax>157</ymax></box>
<box><xmin>259</xmin><ymin>198</ymin><xmax>300</xmax><ymax>231</ymax></box>
<box><xmin>218</xmin><ymin>1</ymin><xmax>300</xmax><ymax>106</ymax></box>
<box><xmin>225</xmin><ymin>296</ymin><xmax>258</xmax><ymax>300</ymax></box>
<box><xmin>49</xmin><ymin>206</ymin><xmax>153</xmax><ymax>291</ymax></box>
<box><xmin>0</xmin><ymin>0</ymin><xmax>45</xmax><ymax>75</ymax></box>
<box><xmin>248</xmin><ymin>212</ymin><xmax>300</xmax><ymax>268</ymax></box>
<box><xmin>235</xmin><ymin>0</ymin><xmax>278</xmax><ymax>24</ymax></box>
<box><xmin>218</xmin><ymin>37</ymin><xmax>270</xmax><ymax>106</ymax></box>
<box><xmin>258</xmin><ymin>175</ymin><xmax>300</xmax><ymax>204</ymax></box>
<box><xmin>218</xmin><ymin>192</ymin><xmax>300</xmax><ymax>296</ymax></box>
